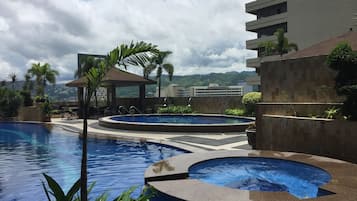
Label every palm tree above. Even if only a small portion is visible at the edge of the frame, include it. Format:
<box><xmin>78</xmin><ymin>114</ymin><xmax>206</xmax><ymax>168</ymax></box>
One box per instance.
<box><xmin>143</xmin><ymin>51</ymin><xmax>174</xmax><ymax>97</ymax></box>
<box><xmin>258</xmin><ymin>28</ymin><xmax>298</xmax><ymax>56</ymax></box>
<box><xmin>79</xmin><ymin>41</ymin><xmax>158</xmax><ymax>201</ymax></box>
<box><xmin>27</xmin><ymin>63</ymin><xmax>59</xmax><ymax>97</ymax></box>
<box><xmin>8</xmin><ymin>73</ymin><xmax>16</xmax><ymax>90</ymax></box>
<box><xmin>22</xmin><ymin>73</ymin><xmax>34</xmax><ymax>92</ymax></box>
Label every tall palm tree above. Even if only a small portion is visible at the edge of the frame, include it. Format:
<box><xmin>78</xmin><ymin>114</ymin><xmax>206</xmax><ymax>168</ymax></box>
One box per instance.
<box><xmin>79</xmin><ymin>41</ymin><xmax>158</xmax><ymax>201</ymax></box>
<box><xmin>258</xmin><ymin>28</ymin><xmax>298</xmax><ymax>56</ymax></box>
<box><xmin>8</xmin><ymin>73</ymin><xmax>16</xmax><ymax>90</ymax></box>
<box><xmin>27</xmin><ymin>63</ymin><xmax>59</xmax><ymax>96</ymax></box>
<box><xmin>144</xmin><ymin>51</ymin><xmax>174</xmax><ymax>97</ymax></box>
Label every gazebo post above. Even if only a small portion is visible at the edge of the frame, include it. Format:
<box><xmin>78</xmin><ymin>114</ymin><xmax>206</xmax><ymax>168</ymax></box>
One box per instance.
<box><xmin>139</xmin><ymin>84</ymin><xmax>146</xmax><ymax>111</ymax></box>
<box><xmin>78</xmin><ymin>87</ymin><xmax>84</xmax><ymax>118</ymax></box>
<box><xmin>110</xmin><ymin>85</ymin><xmax>117</xmax><ymax>109</ymax></box>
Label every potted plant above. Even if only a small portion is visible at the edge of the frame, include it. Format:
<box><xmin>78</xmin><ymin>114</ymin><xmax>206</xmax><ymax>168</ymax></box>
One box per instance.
<box><xmin>246</xmin><ymin>123</ymin><xmax>256</xmax><ymax>149</ymax></box>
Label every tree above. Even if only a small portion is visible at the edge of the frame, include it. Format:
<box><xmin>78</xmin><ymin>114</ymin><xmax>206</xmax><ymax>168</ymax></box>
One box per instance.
<box><xmin>9</xmin><ymin>73</ymin><xmax>16</xmax><ymax>90</ymax></box>
<box><xmin>327</xmin><ymin>42</ymin><xmax>357</xmax><ymax>120</ymax></box>
<box><xmin>75</xmin><ymin>56</ymin><xmax>103</xmax><ymax>108</ymax></box>
<box><xmin>79</xmin><ymin>41</ymin><xmax>158</xmax><ymax>201</ymax></box>
<box><xmin>258</xmin><ymin>28</ymin><xmax>298</xmax><ymax>56</ymax></box>
<box><xmin>143</xmin><ymin>51</ymin><xmax>174</xmax><ymax>97</ymax></box>
<box><xmin>27</xmin><ymin>63</ymin><xmax>59</xmax><ymax>97</ymax></box>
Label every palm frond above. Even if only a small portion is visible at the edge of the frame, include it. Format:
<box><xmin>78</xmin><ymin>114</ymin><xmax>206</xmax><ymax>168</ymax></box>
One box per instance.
<box><xmin>163</xmin><ymin>63</ymin><xmax>174</xmax><ymax>81</ymax></box>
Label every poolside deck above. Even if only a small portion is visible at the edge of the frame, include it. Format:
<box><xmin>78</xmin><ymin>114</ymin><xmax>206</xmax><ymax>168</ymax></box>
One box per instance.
<box><xmin>51</xmin><ymin>118</ymin><xmax>251</xmax><ymax>152</ymax></box>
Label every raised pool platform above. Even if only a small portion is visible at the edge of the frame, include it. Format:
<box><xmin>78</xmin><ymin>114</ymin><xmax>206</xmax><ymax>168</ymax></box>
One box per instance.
<box><xmin>99</xmin><ymin>114</ymin><xmax>254</xmax><ymax>132</ymax></box>
<box><xmin>145</xmin><ymin>150</ymin><xmax>357</xmax><ymax>201</ymax></box>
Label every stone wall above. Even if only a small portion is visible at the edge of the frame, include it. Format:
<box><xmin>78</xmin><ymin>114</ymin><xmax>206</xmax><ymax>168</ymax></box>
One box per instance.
<box><xmin>259</xmin><ymin>115</ymin><xmax>357</xmax><ymax>163</ymax></box>
<box><xmin>260</xmin><ymin>56</ymin><xmax>344</xmax><ymax>103</ymax></box>
<box><xmin>116</xmin><ymin>96</ymin><xmax>243</xmax><ymax>114</ymax></box>
<box><xmin>18</xmin><ymin>105</ymin><xmax>45</xmax><ymax>122</ymax></box>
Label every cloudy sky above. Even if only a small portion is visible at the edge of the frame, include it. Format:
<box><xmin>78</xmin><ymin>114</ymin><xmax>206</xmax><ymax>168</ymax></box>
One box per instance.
<box><xmin>0</xmin><ymin>0</ymin><xmax>256</xmax><ymax>82</ymax></box>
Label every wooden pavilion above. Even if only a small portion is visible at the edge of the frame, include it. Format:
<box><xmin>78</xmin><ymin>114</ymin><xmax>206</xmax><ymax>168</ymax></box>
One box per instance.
<box><xmin>66</xmin><ymin>67</ymin><xmax>156</xmax><ymax>116</ymax></box>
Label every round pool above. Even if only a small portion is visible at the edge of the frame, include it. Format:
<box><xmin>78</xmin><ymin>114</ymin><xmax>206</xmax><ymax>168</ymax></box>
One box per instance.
<box><xmin>0</xmin><ymin>122</ymin><xmax>188</xmax><ymax>201</ymax></box>
<box><xmin>189</xmin><ymin>157</ymin><xmax>331</xmax><ymax>199</ymax></box>
<box><xmin>99</xmin><ymin>114</ymin><xmax>254</xmax><ymax>132</ymax></box>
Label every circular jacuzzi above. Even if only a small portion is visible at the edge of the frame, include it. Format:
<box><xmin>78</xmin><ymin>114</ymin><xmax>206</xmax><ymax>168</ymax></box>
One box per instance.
<box><xmin>189</xmin><ymin>157</ymin><xmax>331</xmax><ymax>199</ymax></box>
<box><xmin>144</xmin><ymin>150</ymin><xmax>357</xmax><ymax>201</ymax></box>
<box><xmin>99</xmin><ymin>114</ymin><xmax>254</xmax><ymax>132</ymax></box>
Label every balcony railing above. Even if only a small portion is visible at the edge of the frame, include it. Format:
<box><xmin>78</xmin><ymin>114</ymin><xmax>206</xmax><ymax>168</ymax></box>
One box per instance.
<box><xmin>246</xmin><ymin>12</ymin><xmax>287</xmax><ymax>32</ymax></box>
<box><xmin>246</xmin><ymin>0</ymin><xmax>287</xmax><ymax>14</ymax></box>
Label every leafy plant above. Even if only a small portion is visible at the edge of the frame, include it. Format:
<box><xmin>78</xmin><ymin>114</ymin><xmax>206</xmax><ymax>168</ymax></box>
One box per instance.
<box><xmin>157</xmin><ymin>105</ymin><xmax>192</xmax><ymax>114</ymax></box>
<box><xmin>42</xmin><ymin>96</ymin><xmax>52</xmax><ymax>116</ymax></box>
<box><xmin>42</xmin><ymin>174</ymin><xmax>154</xmax><ymax>201</ymax></box>
<box><xmin>42</xmin><ymin>173</ymin><xmax>80</xmax><ymax>201</ymax></box>
<box><xmin>224</xmin><ymin>108</ymin><xmax>245</xmax><ymax>116</ymax></box>
<box><xmin>258</xmin><ymin>28</ymin><xmax>298</xmax><ymax>56</ymax></box>
<box><xmin>327</xmin><ymin>42</ymin><xmax>357</xmax><ymax>120</ymax></box>
<box><xmin>242</xmin><ymin>92</ymin><xmax>261</xmax><ymax>116</ymax></box>
<box><xmin>0</xmin><ymin>88</ymin><xmax>23</xmax><ymax>118</ymax></box>
<box><xmin>325</xmin><ymin>107</ymin><xmax>339</xmax><ymax>119</ymax></box>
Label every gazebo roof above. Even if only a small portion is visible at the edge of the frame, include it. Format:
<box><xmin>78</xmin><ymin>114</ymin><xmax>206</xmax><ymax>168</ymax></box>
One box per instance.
<box><xmin>284</xmin><ymin>31</ymin><xmax>357</xmax><ymax>60</ymax></box>
<box><xmin>66</xmin><ymin>67</ymin><xmax>156</xmax><ymax>87</ymax></box>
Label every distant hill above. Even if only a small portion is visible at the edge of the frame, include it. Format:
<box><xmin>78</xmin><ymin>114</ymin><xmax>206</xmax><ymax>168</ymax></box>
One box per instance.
<box><xmin>4</xmin><ymin>71</ymin><xmax>256</xmax><ymax>101</ymax></box>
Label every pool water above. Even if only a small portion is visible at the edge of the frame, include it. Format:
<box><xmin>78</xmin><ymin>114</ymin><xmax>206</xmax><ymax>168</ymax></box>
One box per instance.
<box><xmin>110</xmin><ymin>115</ymin><xmax>252</xmax><ymax>124</ymax></box>
<box><xmin>0</xmin><ymin>123</ymin><xmax>187</xmax><ymax>201</ymax></box>
<box><xmin>189</xmin><ymin>157</ymin><xmax>331</xmax><ymax>199</ymax></box>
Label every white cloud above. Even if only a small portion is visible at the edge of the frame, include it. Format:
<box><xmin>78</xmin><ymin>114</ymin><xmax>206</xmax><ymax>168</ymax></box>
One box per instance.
<box><xmin>0</xmin><ymin>17</ymin><xmax>9</xmax><ymax>32</ymax></box>
<box><xmin>0</xmin><ymin>0</ymin><xmax>256</xmax><ymax>82</ymax></box>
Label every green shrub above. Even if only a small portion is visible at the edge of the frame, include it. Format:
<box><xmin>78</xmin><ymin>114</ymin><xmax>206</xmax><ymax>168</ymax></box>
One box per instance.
<box><xmin>242</xmin><ymin>92</ymin><xmax>261</xmax><ymax>116</ymax></box>
<box><xmin>325</xmin><ymin>107</ymin><xmax>339</xmax><ymax>119</ymax></box>
<box><xmin>327</xmin><ymin>43</ymin><xmax>357</xmax><ymax>120</ymax></box>
<box><xmin>20</xmin><ymin>90</ymin><xmax>33</xmax><ymax>106</ymax></box>
<box><xmin>224</xmin><ymin>108</ymin><xmax>245</xmax><ymax>116</ymax></box>
<box><xmin>42</xmin><ymin>174</ymin><xmax>154</xmax><ymax>201</ymax></box>
<box><xmin>0</xmin><ymin>88</ymin><xmax>23</xmax><ymax>118</ymax></box>
<box><xmin>157</xmin><ymin>105</ymin><xmax>192</xmax><ymax>114</ymax></box>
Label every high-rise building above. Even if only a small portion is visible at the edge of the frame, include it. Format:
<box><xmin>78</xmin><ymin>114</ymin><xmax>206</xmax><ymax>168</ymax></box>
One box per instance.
<box><xmin>246</xmin><ymin>0</ymin><xmax>357</xmax><ymax>70</ymax></box>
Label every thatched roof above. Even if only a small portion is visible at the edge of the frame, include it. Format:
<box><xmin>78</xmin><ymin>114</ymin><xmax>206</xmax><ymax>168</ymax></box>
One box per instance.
<box><xmin>66</xmin><ymin>68</ymin><xmax>156</xmax><ymax>87</ymax></box>
<box><xmin>284</xmin><ymin>31</ymin><xmax>357</xmax><ymax>60</ymax></box>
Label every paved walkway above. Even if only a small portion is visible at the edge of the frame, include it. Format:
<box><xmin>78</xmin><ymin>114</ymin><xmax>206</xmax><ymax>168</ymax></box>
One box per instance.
<box><xmin>52</xmin><ymin>118</ymin><xmax>251</xmax><ymax>151</ymax></box>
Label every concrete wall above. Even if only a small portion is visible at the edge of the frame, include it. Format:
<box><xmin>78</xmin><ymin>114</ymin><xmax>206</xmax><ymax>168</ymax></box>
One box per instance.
<box><xmin>18</xmin><ymin>105</ymin><xmax>45</xmax><ymax>122</ymax></box>
<box><xmin>288</xmin><ymin>0</ymin><xmax>357</xmax><ymax>50</ymax></box>
<box><xmin>259</xmin><ymin>115</ymin><xmax>357</xmax><ymax>163</ymax></box>
<box><xmin>261</xmin><ymin>56</ymin><xmax>344</xmax><ymax>102</ymax></box>
<box><xmin>116</xmin><ymin>96</ymin><xmax>243</xmax><ymax>114</ymax></box>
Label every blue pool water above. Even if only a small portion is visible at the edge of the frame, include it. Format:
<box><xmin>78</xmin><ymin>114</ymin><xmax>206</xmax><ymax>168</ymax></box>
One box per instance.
<box><xmin>189</xmin><ymin>157</ymin><xmax>331</xmax><ymax>199</ymax></box>
<box><xmin>110</xmin><ymin>115</ymin><xmax>252</xmax><ymax>124</ymax></box>
<box><xmin>0</xmin><ymin>122</ymin><xmax>187</xmax><ymax>201</ymax></box>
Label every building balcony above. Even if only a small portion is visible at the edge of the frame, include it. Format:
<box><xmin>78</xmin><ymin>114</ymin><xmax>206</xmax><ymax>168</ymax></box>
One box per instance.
<box><xmin>246</xmin><ymin>33</ymin><xmax>289</xmax><ymax>50</ymax></box>
<box><xmin>246</xmin><ymin>55</ymin><xmax>282</xmax><ymax>68</ymax></box>
<box><xmin>246</xmin><ymin>13</ymin><xmax>287</xmax><ymax>32</ymax></box>
<box><xmin>246</xmin><ymin>58</ymin><xmax>261</xmax><ymax>68</ymax></box>
<box><xmin>246</xmin><ymin>0</ymin><xmax>287</xmax><ymax>14</ymax></box>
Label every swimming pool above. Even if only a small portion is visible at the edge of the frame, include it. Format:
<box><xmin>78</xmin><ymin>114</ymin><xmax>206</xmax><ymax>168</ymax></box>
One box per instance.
<box><xmin>0</xmin><ymin>122</ymin><xmax>187</xmax><ymax>201</ymax></box>
<box><xmin>99</xmin><ymin>114</ymin><xmax>254</xmax><ymax>132</ymax></box>
<box><xmin>189</xmin><ymin>157</ymin><xmax>331</xmax><ymax>199</ymax></box>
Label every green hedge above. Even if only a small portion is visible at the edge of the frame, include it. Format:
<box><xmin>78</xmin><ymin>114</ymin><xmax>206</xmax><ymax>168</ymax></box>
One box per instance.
<box><xmin>157</xmin><ymin>106</ymin><xmax>193</xmax><ymax>114</ymax></box>
<box><xmin>224</xmin><ymin>108</ymin><xmax>245</xmax><ymax>116</ymax></box>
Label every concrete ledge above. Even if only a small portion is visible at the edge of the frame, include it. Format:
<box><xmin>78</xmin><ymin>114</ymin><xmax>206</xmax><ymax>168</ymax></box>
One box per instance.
<box><xmin>99</xmin><ymin>114</ymin><xmax>254</xmax><ymax>133</ymax></box>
